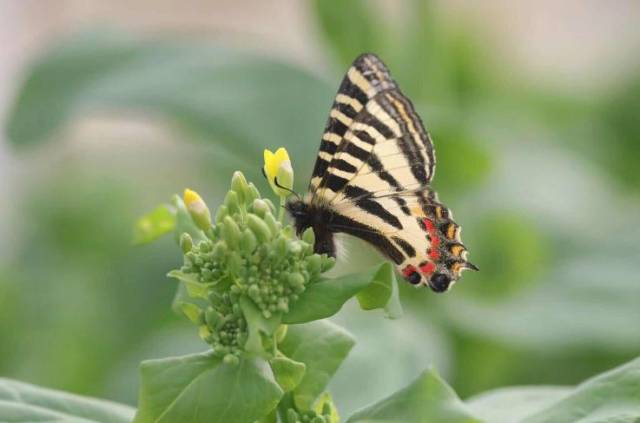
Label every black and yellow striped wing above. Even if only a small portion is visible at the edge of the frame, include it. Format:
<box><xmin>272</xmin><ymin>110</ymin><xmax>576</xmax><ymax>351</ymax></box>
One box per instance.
<box><xmin>309</xmin><ymin>53</ymin><xmax>435</xmax><ymax>204</ymax></box>
<box><xmin>306</xmin><ymin>53</ymin><xmax>475</xmax><ymax>291</ymax></box>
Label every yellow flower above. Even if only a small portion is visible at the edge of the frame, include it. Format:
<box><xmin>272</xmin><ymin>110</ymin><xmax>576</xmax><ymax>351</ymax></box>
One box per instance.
<box><xmin>263</xmin><ymin>147</ymin><xmax>294</xmax><ymax>197</ymax></box>
<box><xmin>183</xmin><ymin>188</ymin><xmax>211</xmax><ymax>231</ymax></box>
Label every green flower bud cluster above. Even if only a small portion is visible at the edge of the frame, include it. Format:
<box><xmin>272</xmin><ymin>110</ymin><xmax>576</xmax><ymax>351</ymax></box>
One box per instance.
<box><xmin>286</xmin><ymin>407</ymin><xmax>333</xmax><ymax>423</ymax></box>
<box><xmin>175</xmin><ymin>172</ymin><xmax>335</xmax><ymax>358</ymax></box>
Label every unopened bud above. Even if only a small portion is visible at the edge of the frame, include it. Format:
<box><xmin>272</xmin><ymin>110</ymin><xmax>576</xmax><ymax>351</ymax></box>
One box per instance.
<box><xmin>183</xmin><ymin>189</ymin><xmax>211</xmax><ymax>231</ymax></box>
<box><xmin>180</xmin><ymin>232</ymin><xmax>193</xmax><ymax>253</ymax></box>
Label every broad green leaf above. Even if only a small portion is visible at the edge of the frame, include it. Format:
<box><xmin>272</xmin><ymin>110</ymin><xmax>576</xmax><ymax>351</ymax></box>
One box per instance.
<box><xmin>355</xmin><ymin>262</ymin><xmax>402</xmax><ymax>319</ymax></box>
<box><xmin>313</xmin><ymin>0</ymin><xmax>383</xmax><ymax>68</ymax></box>
<box><xmin>132</xmin><ymin>204</ymin><xmax>176</xmax><ymax>245</ymax></box>
<box><xmin>270</xmin><ymin>355</ymin><xmax>306</xmax><ymax>392</ymax></box>
<box><xmin>279</xmin><ymin>320</ymin><xmax>355</xmax><ymax>410</ymax></box>
<box><xmin>346</xmin><ymin>368</ymin><xmax>481</xmax><ymax>423</ymax></box>
<box><xmin>239</xmin><ymin>296</ymin><xmax>282</xmax><ymax>355</ymax></box>
<box><xmin>284</xmin><ymin>263</ymin><xmax>402</xmax><ymax>324</ymax></box>
<box><xmin>0</xmin><ymin>378</ymin><xmax>135</xmax><ymax>423</ymax></box>
<box><xmin>134</xmin><ymin>351</ymin><xmax>282</xmax><ymax>423</ymax></box>
<box><xmin>6</xmin><ymin>30</ymin><xmax>332</xmax><ymax>180</ymax></box>
<box><xmin>466</xmin><ymin>387</ymin><xmax>571</xmax><ymax>423</ymax></box>
<box><xmin>521</xmin><ymin>357</ymin><xmax>640</xmax><ymax>423</ymax></box>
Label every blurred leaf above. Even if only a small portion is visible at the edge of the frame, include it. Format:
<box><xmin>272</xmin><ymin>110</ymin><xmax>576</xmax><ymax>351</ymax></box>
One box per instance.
<box><xmin>430</xmin><ymin>127</ymin><xmax>492</xmax><ymax>197</ymax></box>
<box><xmin>313</xmin><ymin>0</ymin><xmax>383</xmax><ymax>67</ymax></box>
<box><xmin>134</xmin><ymin>351</ymin><xmax>282</xmax><ymax>423</ymax></box>
<box><xmin>284</xmin><ymin>263</ymin><xmax>402</xmax><ymax>324</ymax></box>
<box><xmin>133</xmin><ymin>204</ymin><xmax>176</xmax><ymax>245</ymax></box>
<box><xmin>6</xmin><ymin>30</ymin><xmax>331</xmax><ymax>176</ymax></box>
<box><xmin>467</xmin><ymin>387</ymin><xmax>571</xmax><ymax>423</ymax></box>
<box><xmin>346</xmin><ymin>368</ymin><xmax>481</xmax><ymax>423</ymax></box>
<box><xmin>270</xmin><ymin>355</ymin><xmax>306</xmax><ymax>392</ymax></box>
<box><xmin>597</xmin><ymin>75</ymin><xmax>640</xmax><ymax>190</ymax></box>
<box><xmin>521</xmin><ymin>357</ymin><xmax>640</xmax><ymax>423</ymax></box>
<box><xmin>443</xmin><ymin>253</ymin><xmax>640</xmax><ymax>352</ymax></box>
<box><xmin>0</xmin><ymin>377</ymin><xmax>135</xmax><ymax>423</ymax></box>
<box><xmin>279</xmin><ymin>320</ymin><xmax>355</xmax><ymax>410</ymax></box>
<box><xmin>459</xmin><ymin>212</ymin><xmax>547</xmax><ymax>299</ymax></box>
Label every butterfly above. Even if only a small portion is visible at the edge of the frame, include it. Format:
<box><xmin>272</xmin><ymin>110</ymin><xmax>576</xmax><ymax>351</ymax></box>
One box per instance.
<box><xmin>285</xmin><ymin>53</ymin><xmax>477</xmax><ymax>292</ymax></box>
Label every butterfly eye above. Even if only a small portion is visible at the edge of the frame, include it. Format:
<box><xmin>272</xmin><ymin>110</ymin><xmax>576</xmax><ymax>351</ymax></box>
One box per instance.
<box><xmin>429</xmin><ymin>273</ymin><xmax>451</xmax><ymax>293</ymax></box>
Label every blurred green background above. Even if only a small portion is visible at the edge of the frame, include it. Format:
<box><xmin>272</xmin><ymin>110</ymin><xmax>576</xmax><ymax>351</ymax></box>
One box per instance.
<box><xmin>1</xmin><ymin>0</ymin><xmax>639</xmax><ymax>416</ymax></box>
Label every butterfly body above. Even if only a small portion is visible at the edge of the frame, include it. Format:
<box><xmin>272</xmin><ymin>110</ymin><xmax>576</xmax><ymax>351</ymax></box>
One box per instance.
<box><xmin>288</xmin><ymin>53</ymin><xmax>477</xmax><ymax>292</ymax></box>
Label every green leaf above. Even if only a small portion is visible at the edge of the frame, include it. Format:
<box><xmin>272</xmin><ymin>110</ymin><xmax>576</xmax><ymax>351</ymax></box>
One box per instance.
<box><xmin>284</xmin><ymin>263</ymin><xmax>402</xmax><ymax>324</ymax></box>
<box><xmin>467</xmin><ymin>387</ymin><xmax>571</xmax><ymax>423</ymax></box>
<box><xmin>313</xmin><ymin>0</ymin><xmax>383</xmax><ymax>68</ymax></box>
<box><xmin>355</xmin><ymin>262</ymin><xmax>402</xmax><ymax>319</ymax></box>
<box><xmin>6</xmin><ymin>30</ymin><xmax>331</xmax><ymax>179</ymax></box>
<box><xmin>270</xmin><ymin>355</ymin><xmax>306</xmax><ymax>392</ymax></box>
<box><xmin>132</xmin><ymin>204</ymin><xmax>176</xmax><ymax>245</ymax></box>
<box><xmin>239</xmin><ymin>296</ymin><xmax>282</xmax><ymax>355</ymax></box>
<box><xmin>346</xmin><ymin>368</ymin><xmax>481</xmax><ymax>423</ymax></box>
<box><xmin>134</xmin><ymin>351</ymin><xmax>283</xmax><ymax>423</ymax></box>
<box><xmin>0</xmin><ymin>377</ymin><xmax>135</xmax><ymax>423</ymax></box>
<box><xmin>279</xmin><ymin>320</ymin><xmax>355</xmax><ymax>410</ymax></box>
<box><xmin>167</xmin><ymin>270</ymin><xmax>210</xmax><ymax>300</ymax></box>
<box><xmin>520</xmin><ymin>357</ymin><xmax>640</xmax><ymax>423</ymax></box>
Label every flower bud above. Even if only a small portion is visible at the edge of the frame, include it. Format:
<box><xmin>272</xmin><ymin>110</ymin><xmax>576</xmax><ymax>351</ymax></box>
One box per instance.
<box><xmin>302</xmin><ymin>227</ymin><xmax>315</xmax><ymax>245</ymax></box>
<box><xmin>180</xmin><ymin>232</ymin><xmax>193</xmax><ymax>254</ymax></box>
<box><xmin>263</xmin><ymin>147</ymin><xmax>295</xmax><ymax>198</ymax></box>
<box><xmin>245</xmin><ymin>182</ymin><xmax>261</xmax><ymax>204</ymax></box>
<box><xmin>230</xmin><ymin>171</ymin><xmax>248</xmax><ymax>204</ymax></box>
<box><xmin>287</xmin><ymin>409</ymin><xmax>299</xmax><ymax>423</ymax></box>
<box><xmin>247</xmin><ymin>214</ymin><xmax>272</xmax><ymax>242</ymax></box>
<box><xmin>215</xmin><ymin>205</ymin><xmax>228</xmax><ymax>224</ymax></box>
<box><xmin>305</xmin><ymin>254</ymin><xmax>322</xmax><ymax>274</ymax></box>
<box><xmin>263</xmin><ymin>212</ymin><xmax>279</xmax><ymax>236</ymax></box>
<box><xmin>222</xmin><ymin>216</ymin><xmax>241</xmax><ymax>248</ymax></box>
<box><xmin>251</xmin><ymin>199</ymin><xmax>269</xmax><ymax>217</ymax></box>
<box><xmin>240</xmin><ymin>229</ymin><xmax>257</xmax><ymax>255</ymax></box>
<box><xmin>224</xmin><ymin>190</ymin><xmax>240</xmax><ymax>215</ymax></box>
<box><xmin>183</xmin><ymin>189</ymin><xmax>212</xmax><ymax>231</ymax></box>
<box><xmin>223</xmin><ymin>353</ymin><xmax>240</xmax><ymax>366</ymax></box>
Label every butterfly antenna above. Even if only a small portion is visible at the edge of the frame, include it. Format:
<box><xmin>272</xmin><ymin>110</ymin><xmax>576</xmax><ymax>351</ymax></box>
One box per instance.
<box><xmin>274</xmin><ymin>176</ymin><xmax>301</xmax><ymax>201</ymax></box>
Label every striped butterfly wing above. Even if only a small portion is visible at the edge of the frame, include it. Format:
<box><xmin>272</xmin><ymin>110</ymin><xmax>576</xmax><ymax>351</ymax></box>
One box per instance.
<box><xmin>330</xmin><ymin>188</ymin><xmax>476</xmax><ymax>290</ymax></box>
<box><xmin>309</xmin><ymin>53</ymin><xmax>435</xmax><ymax>204</ymax></box>
<box><xmin>308</xmin><ymin>53</ymin><xmax>475</xmax><ymax>290</ymax></box>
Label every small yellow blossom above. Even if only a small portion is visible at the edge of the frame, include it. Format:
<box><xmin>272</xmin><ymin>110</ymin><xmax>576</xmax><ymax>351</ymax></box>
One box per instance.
<box><xmin>263</xmin><ymin>147</ymin><xmax>294</xmax><ymax>198</ymax></box>
<box><xmin>183</xmin><ymin>188</ymin><xmax>212</xmax><ymax>231</ymax></box>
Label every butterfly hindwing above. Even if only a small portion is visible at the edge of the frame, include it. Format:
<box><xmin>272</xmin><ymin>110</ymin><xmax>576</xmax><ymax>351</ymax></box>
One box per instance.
<box><xmin>330</xmin><ymin>188</ymin><xmax>472</xmax><ymax>290</ymax></box>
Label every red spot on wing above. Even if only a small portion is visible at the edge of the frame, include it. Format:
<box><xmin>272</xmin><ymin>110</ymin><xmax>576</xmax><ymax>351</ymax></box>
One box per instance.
<box><xmin>402</xmin><ymin>265</ymin><xmax>417</xmax><ymax>278</ymax></box>
<box><xmin>423</xmin><ymin>218</ymin><xmax>435</xmax><ymax>232</ymax></box>
<box><xmin>429</xmin><ymin>248</ymin><xmax>439</xmax><ymax>260</ymax></box>
<box><xmin>420</xmin><ymin>262</ymin><xmax>436</xmax><ymax>275</ymax></box>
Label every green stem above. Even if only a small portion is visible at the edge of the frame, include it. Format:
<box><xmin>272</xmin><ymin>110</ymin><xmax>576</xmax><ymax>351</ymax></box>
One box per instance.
<box><xmin>278</xmin><ymin>195</ymin><xmax>286</xmax><ymax>222</ymax></box>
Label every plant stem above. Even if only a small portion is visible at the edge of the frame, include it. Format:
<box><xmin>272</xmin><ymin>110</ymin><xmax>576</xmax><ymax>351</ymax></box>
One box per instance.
<box><xmin>278</xmin><ymin>196</ymin><xmax>286</xmax><ymax>222</ymax></box>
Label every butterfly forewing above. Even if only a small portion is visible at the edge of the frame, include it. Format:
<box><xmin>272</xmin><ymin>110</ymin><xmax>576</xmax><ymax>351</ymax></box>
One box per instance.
<box><xmin>309</xmin><ymin>54</ymin><xmax>435</xmax><ymax>204</ymax></box>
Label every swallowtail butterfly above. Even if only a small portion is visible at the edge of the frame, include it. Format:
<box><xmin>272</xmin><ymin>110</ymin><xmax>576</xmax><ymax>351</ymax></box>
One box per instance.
<box><xmin>286</xmin><ymin>53</ymin><xmax>477</xmax><ymax>292</ymax></box>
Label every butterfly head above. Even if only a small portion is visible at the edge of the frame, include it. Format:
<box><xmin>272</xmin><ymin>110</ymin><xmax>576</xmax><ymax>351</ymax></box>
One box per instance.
<box><xmin>285</xmin><ymin>199</ymin><xmax>311</xmax><ymax>235</ymax></box>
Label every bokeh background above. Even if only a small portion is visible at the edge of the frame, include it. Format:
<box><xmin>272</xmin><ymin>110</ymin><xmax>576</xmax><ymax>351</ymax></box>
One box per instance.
<box><xmin>1</xmin><ymin>0</ymin><xmax>640</xmax><ymax>416</ymax></box>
